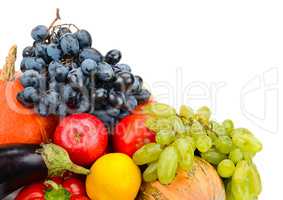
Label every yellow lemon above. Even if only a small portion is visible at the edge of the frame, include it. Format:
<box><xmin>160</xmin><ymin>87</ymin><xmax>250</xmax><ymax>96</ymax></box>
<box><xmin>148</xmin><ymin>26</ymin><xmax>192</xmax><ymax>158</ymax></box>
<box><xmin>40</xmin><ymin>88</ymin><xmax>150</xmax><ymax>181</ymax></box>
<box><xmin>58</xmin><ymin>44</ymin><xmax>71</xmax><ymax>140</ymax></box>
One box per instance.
<box><xmin>86</xmin><ymin>153</ymin><xmax>141</xmax><ymax>200</ymax></box>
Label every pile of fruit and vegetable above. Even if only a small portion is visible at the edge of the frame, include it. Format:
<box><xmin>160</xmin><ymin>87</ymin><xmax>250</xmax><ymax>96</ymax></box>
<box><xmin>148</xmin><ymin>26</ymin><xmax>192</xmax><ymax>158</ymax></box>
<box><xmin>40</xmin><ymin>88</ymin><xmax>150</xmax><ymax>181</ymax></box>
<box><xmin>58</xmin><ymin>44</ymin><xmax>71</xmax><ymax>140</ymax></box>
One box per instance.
<box><xmin>0</xmin><ymin>10</ymin><xmax>263</xmax><ymax>200</ymax></box>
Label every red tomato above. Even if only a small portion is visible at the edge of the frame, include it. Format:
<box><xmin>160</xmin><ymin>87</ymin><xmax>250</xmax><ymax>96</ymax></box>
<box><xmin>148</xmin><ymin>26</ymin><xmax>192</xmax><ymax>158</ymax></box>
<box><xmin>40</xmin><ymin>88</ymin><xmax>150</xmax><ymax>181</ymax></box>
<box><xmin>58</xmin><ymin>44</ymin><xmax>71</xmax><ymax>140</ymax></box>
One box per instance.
<box><xmin>71</xmin><ymin>195</ymin><xmax>90</xmax><ymax>200</ymax></box>
<box><xmin>62</xmin><ymin>178</ymin><xmax>86</xmax><ymax>196</ymax></box>
<box><xmin>16</xmin><ymin>183</ymin><xmax>45</xmax><ymax>200</ymax></box>
<box><xmin>54</xmin><ymin>113</ymin><xmax>108</xmax><ymax>165</ymax></box>
<box><xmin>113</xmin><ymin>114</ymin><xmax>155</xmax><ymax>156</ymax></box>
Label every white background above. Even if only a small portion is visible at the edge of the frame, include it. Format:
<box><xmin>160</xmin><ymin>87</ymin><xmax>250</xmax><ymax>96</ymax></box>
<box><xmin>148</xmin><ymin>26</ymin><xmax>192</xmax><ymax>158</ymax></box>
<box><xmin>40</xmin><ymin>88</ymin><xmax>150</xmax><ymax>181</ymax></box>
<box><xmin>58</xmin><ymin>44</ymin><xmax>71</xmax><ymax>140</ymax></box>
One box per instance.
<box><xmin>0</xmin><ymin>0</ymin><xmax>282</xmax><ymax>199</ymax></box>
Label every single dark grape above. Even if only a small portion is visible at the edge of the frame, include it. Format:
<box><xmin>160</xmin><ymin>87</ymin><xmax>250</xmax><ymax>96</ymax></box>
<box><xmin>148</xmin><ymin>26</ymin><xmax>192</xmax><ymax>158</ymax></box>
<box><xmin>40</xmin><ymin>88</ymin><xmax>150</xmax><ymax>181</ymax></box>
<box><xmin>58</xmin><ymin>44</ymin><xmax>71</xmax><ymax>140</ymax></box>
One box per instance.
<box><xmin>37</xmin><ymin>100</ymin><xmax>49</xmax><ymax>116</ymax></box>
<box><xmin>67</xmin><ymin>68</ymin><xmax>85</xmax><ymax>87</ymax></box>
<box><xmin>34</xmin><ymin>43</ymin><xmax>50</xmax><ymax>62</ymax></box>
<box><xmin>96</xmin><ymin>62</ymin><xmax>114</xmax><ymax>82</ymax></box>
<box><xmin>79</xmin><ymin>48</ymin><xmax>103</xmax><ymax>63</ymax></box>
<box><xmin>92</xmin><ymin>110</ymin><xmax>115</xmax><ymax>126</ymax></box>
<box><xmin>108</xmin><ymin>90</ymin><xmax>125</xmax><ymax>108</ymax></box>
<box><xmin>74</xmin><ymin>94</ymin><xmax>90</xmax><ymax>113</ymax></box>
<box><xmin>75</xmin><ymin>29</ymin><xmax>92</xmax><ymax>49</ymax></box>
<box><xmin>105</xmin><ymin>49</ymin><xmax>122</xmax><ymax>65</ymax></box>
<box><xmin>61</xmin><ymin>84</ymin><xmax>76</xmax><ymax>103</ymax></box>
<box><xmin>106</xmin><ymin>106</ymin><xmax>120</xmax><ymax>117</ymax></box>
<box><xmin>57</xmin><ymin>103</ymin><xmax>68</xmax><ymax>116</ymax></box>
<box><xmin>17</xmin><ymin>92</ymin><xmax>34</xmax><ymax>108</ymax></box>
<box><xmin>124</xmin><ymin>95</ymin><xmax>138</xmax><ymax>111</ymax></box>
<box><xmin>20</xmin><ymin>70</ymin><xmax>41</xmax><ymax>88</ymax></box>
<box><xmin>45</xmin><ymin>91</ymin><xmax>60</xmax><ymax>114</ymax></box>
<box><xmin>46</xmin><ymin>43</ymin><xmax>62</xmax><ymax>61</ymax></box>
<box><xmin>48</xmin><ymin>81</ymin><xmax>58</xmax><ymax>91</ymax></box>
<box><xmin>24</xmin><ymin>57</ymin><xmax>46</xmax><ymax>72</ymax></box>
<box><xmin>48</xmin><ymin>61</ymin><xmax>62</xmax><ymax>77</ymax></box>
<box><xmin>38</xmin><ymin>75</ymin><xmax>48</xmax><ymax>92</ymax></box>
<box><xmin>118</xmin><ymin>109</ymin><xmax>130</xmax><ymax>119</ymax></box>
<box><xmin>135</xmin><ymin>89</ymin><xmax>151</xmax><ymax>103</ymax></box>
<box><xmin>20</xmin><ymin>58</ymin><xmax>28</xmax><ymax>72</ymax></box>
<box><xmin>129</xmin><ymin>75</ymin><xmax>143</xmax><ymax>93</ymax></box>
<box><xmin>21</xmin><ymin>87</ymin><xmax>39</xmax><ymax>103</ymax></box>
<box><xmin>81</xmin><ymin>59</ymin><xmax>98</xmax><ymax>75</ymax></box>
<box><xmin>31</xmin><ymin>25</ymin><xmax>49</xmax><ymax>41</ymax></box>
<box><xmin>60</xmin><ymin>33</ymin><xmax>80</xmax><ymax>55</ymax></box>
<box><xmin>113</xmin><ymin>63</ymin><xmax>132</xmax><ymax>73</ymax></box>
<box><xmin>113</xmin><ymin>76</ymin><xmax>126</xmax><ymax>91</ymax></box>
<box><xmin>22</xmin><ymin>46</ymin><xmax>35</xmax><ymax>57</ymax></box>
<box><xmin>94</xmin><ymin>88</ymin><xmax>108</xmax><ymax>106</ymax></box>
<box><xmin>114</xmin><ymin>71</ymin><xmax>135</xmax><ymax>91</ymax></box>
<box><xmin>55</xmin><ymin>66</ymin><xmax>69</xmax><ymax>82</ymax></box>
<box><xmin>57</xmin><ymin>27</ymin><xmax>71</xmax><ymax>38</ymax></box>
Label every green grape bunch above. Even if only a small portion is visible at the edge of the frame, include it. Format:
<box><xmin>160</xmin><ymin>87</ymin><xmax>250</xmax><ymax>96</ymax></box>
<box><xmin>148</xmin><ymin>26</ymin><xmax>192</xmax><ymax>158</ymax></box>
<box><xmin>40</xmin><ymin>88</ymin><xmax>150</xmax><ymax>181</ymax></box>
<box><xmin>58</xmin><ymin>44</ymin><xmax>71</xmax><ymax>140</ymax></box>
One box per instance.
<box><xmin>132</xmin><ymin>103</ymin><xmax>263</xmax><ymax>200</ymax></box>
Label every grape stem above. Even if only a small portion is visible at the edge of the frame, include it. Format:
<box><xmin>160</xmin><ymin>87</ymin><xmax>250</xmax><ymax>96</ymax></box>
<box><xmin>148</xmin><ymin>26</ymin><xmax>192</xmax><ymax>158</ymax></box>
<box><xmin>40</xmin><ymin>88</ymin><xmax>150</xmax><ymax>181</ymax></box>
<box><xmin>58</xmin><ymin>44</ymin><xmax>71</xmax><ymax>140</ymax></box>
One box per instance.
<box><xmin>53</xmin><ymin>24</ymin><xmax>80</xmax><ymax>31</ymax></box>
<box><xmin>48</xmin><ymin>8</ymin><xmax>61</xmax><ymax>31</ymax></box>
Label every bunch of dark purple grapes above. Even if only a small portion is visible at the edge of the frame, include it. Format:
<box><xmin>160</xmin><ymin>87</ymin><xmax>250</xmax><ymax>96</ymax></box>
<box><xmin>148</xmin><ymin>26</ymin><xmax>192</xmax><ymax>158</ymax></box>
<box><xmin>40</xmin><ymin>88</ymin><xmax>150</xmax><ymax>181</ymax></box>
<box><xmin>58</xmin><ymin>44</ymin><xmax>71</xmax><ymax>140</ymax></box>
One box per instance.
<box><xmin>17</xmin><ymin>24</ymin><xmax>151</xmax><ymax>127</ymax></box>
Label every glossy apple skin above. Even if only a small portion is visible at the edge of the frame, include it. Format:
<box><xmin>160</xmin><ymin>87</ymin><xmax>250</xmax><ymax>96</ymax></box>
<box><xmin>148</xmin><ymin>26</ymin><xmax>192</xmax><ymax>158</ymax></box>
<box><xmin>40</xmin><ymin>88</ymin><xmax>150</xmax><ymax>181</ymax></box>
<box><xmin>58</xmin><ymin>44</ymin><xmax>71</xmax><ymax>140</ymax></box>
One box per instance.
<box><xmin>54</xmin><ymin>113</ymin><xmax>108</xmax><ymax>166</ymax></box>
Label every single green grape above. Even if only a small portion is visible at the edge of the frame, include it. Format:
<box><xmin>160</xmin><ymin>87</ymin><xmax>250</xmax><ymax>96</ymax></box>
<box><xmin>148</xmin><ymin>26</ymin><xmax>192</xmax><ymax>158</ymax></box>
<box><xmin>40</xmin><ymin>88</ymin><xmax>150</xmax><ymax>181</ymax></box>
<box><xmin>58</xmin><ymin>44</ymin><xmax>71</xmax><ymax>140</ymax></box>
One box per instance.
<box><xmin>207</xmin><ymin>130</ymin><xmax>218</xmax><ymax>144</ymax></box>
<box><xmin>176</xmin><ymin>125</ymin><xmax>190</xmax><ymax>138</ymax></box>
<box><xmin>223</xmin><ymin>119</ymin><xmax>234</xmax><ymax>135</ymax></box>
<box><xmin>230</xmin><ymin>128</ymin><xmax>250</xmax><ymax>137</ymax></box>
<box><xmin>184</xmin><ymin>136</ymin><xmax>196</xmax><ymax>151</ymax></box>
<box><xmin>179</xmin><ymin>105</ymin><xmax>194</xmax><ymax>120</ymax></box>
<box><xmin>173</xmin><ymin>137</ymin><xmax>194</xmax><ymax>158</ymax></box>
<box><xmin>154</xmin><ymin>118</ymin><xmax>173</xmax><ymax>132</ymax></box>
<box><xmin>210</xmin><ymin>121</ymin><xmax>227</xmax><ymax>136</ymax></box>
<box><xmin>201</xmin><ymin>148</ymin><xmax>227</xmax><ymax>165</ymax></box>
<box><xmin>226</xmin><ymin>181</ymin><xmax>235</xmax><ymax>200</ymax></box>
<box><xmin>157</xmin><ymin>146</ymin><xmax>179</xmax><ymax>185</ymax></box>
<box><xmin>196</xmin><ymin>135</ymin><xmax>212</xmax><ymax>153</ymax></box>
<box><xmin>179</xmin><ymin>147</ymin><xmax>194</xmax><ymax>171</ymax></box>
<box><xmin>145</xmin><ymin>117</ymin><xmax>158</xmax><ymax>132</ymax></box>
<box><xmin>156</xmin><ymin>129</ymin><xmax>175</xmax><ymax>145</ymax></box>
<box><xmin>173</xmin><ymin>137</ymin><xmax>194</xmax><ymax>170</ymax></box>
<box><xmin>145</xmin><ymin>103</ymin><xmax>176</xmax><ymax>117</ymax></box>
<box><xmin>248</xmin><ymin>162</ymin><xmax>262</xmax><ymax>198</ymax></box>
<box><xmin>217</xmin><ymin>159</ymin><xmax>235</xmax><ymax>178</ymax></box>
<box><xmin>170</xmin><ymin>116</ymin><xmax>186</xmax><ymax>134</ymax></box>
<box><xmin>231</xmin><ymin>160</ymin><xmax>262</xmax><ymax>200</ymax></box>
<box><xmin>231</xmin><ymin>160</ymin><xmax>251</xmax><ymax>200</ymax></box>
<box><xmin>190</xmin><ymin>120</ymin><xmax>206</xmax><ymax>138</ymax></box>
<box><xmin>215</xmin><ymin>136</ymin><xmax>233</xmax><ymax>154</ymax></box>
<box><xmin>195</xmin><ymin>106</ymin><xmax>211</xmax><ymax>126</ymax></box>
<box><xmin>232</xmin><ymin>128</ymin><xmax>262</xmax><ymax>153</ymax></box>
<box><xmin>229</xmin><ymin>148</ymin><xmax>243</xmax><ymax>164</ymax></box>
<box><xmin>143</xmin><ymin>162</ymin><xmax>158</xmax><ymax>182</ymax></box>
<box><xmin>243</xmin><ymin>151</ymin><xmax>256</xmax><ymax>160</ymax></box>
<box><xmin>133</xmin><ymin>143</ymin><xmax>162</xmax><ymax>165</ymax></box>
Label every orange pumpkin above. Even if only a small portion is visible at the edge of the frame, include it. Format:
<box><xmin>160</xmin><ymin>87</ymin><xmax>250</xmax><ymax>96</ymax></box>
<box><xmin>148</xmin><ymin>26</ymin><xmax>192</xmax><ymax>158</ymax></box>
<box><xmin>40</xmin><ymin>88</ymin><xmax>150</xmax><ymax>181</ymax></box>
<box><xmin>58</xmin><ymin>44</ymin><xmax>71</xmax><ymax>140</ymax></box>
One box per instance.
<box><xmin>0</xmin><ymin>45</ymin><xmax>58</xmax><ymax>144</ymax></box>
<box><xmin>137</xmin><ymin>157</ymin><xmax>226</xmax><ymax>200</ymax></box>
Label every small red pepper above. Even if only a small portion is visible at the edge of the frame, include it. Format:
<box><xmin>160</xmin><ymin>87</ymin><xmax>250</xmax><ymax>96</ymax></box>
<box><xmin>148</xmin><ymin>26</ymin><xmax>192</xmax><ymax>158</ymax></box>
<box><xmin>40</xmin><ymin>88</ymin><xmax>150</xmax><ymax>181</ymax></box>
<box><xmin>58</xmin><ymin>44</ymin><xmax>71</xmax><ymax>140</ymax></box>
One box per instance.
<box><xmin>16</xmin><ymin>183</ymin><xmax>45</xmax><ymax>200</ymax></box>
<box><xmin>16</xmin><ymin>177</ymin><xmax>88</xmax><ymax>200</ymax></box>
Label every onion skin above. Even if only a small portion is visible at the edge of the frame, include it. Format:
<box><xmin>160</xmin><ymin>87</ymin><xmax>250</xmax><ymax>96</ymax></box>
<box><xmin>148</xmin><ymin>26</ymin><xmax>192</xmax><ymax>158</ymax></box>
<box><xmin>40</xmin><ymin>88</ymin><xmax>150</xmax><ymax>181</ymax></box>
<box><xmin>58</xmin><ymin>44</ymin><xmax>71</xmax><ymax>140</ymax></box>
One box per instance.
<box><xmin>137</xmin><ymin>157</ymin><xmax>226</xmax><ymax>200</ymax></box>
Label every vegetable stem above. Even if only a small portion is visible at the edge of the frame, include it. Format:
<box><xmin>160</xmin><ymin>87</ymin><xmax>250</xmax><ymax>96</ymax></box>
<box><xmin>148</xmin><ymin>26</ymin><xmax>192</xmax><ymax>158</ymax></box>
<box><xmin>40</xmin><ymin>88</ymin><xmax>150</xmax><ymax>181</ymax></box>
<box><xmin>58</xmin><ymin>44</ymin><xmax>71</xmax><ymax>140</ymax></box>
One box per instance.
<box><xmin>0</xmin><ymin>45</ymin><xmax>17</xmax><ymax>81</ymax></box>
<box><xmin>39</xmin><ymin>143</ymin><xmax>90</xmax><ymax>176</ymax></box>
<box><xmin>69</xmin><ymin>163</ymin><xmax>90</xmax><ymax>175</ymax></box>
